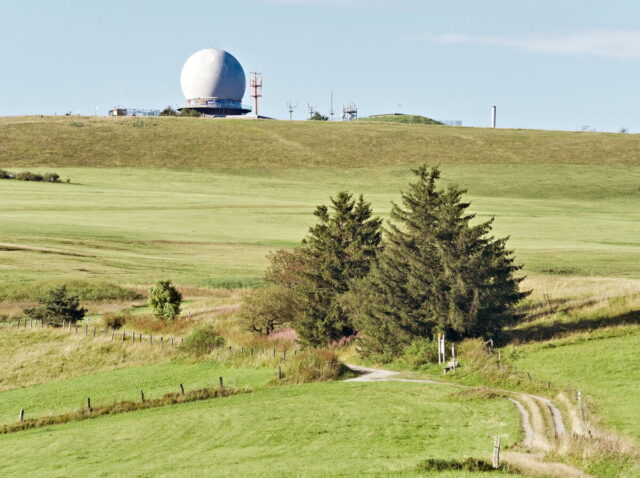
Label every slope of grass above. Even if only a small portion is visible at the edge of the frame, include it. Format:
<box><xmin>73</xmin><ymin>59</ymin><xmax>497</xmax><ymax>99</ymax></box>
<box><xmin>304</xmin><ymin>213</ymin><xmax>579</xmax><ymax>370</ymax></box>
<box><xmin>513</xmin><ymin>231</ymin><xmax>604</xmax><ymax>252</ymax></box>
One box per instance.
<box><xmin>0</xmin><ymin>381</ymin><xmax>521</xmax><ymax>477</ymax></box>
<box><xmin>508</xmin><ymin>328</ymin><xmax>640</xmax><ymax>442</ymax></box>
<box><xmin>1</xmin><ymin>163</ymin><xmax>639</xmax><ymax>288</ymax></box>
<box><xmin>2</xmin><ymin>115</ymin><xmax>640</xmax><ymax>169</ymax></box>
<box><xmin>0</xmin><ymin>360</ymin><xmax>272</xmax><ymax>425</ymax></box>
<box><xmin>0</xmin><ymin>327</ymin><xmax>176</xmax><ymax>391</ymax></box>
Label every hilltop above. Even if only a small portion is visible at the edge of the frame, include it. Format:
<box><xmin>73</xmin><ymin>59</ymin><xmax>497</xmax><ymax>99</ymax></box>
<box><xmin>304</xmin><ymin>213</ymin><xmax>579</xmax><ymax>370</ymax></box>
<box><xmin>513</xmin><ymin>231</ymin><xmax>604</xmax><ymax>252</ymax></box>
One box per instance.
<box><xmin>1</xmin><ymin>115</ymin><xmax>640</xmax><ymax>170</ymax></box>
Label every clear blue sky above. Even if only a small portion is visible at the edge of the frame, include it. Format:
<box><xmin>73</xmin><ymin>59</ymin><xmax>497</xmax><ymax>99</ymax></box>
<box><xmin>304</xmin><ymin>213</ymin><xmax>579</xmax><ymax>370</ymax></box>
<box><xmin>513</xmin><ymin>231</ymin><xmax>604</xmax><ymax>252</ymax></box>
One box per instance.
<box><xmin>1</xmin><ymin>0</ymin><xmax>639</xmax><ymax>132</ymax></box>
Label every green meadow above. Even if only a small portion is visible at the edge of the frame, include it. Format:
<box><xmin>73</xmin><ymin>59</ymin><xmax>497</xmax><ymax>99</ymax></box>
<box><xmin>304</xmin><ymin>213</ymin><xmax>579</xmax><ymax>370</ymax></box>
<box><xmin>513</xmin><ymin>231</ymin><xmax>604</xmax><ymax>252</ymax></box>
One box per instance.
<box><xmin>1</xmin><ymin>163</ymin><xmax>639</xmax><ymax>290</ymax></box>
<box><xmin>2</xmin><ymin>116</ymin><xmax>640</xmax><ymax>476</ymax></box>
<box><xmin>0</xmin><ymin>381</ymin><xmax>521</xmax><ymax>477</ymax></box>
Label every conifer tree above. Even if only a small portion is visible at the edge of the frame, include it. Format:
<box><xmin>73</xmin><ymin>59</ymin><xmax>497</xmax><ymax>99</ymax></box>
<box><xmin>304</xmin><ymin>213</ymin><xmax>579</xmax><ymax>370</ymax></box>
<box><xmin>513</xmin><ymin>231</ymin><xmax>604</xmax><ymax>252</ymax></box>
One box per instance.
<box><xmin>353</xmin><ymin>166</ymin><xmax>527</xmax><ymax>359</ymax></box>
<box><xmin>24</xmin><ymin>285</ymin><xmax>86</xmax><ymax>326</ymax></box>
<box><xmin>295</xmin><ymin>192</ymin><xmax>382</xmax><ymax>346</ymax></box>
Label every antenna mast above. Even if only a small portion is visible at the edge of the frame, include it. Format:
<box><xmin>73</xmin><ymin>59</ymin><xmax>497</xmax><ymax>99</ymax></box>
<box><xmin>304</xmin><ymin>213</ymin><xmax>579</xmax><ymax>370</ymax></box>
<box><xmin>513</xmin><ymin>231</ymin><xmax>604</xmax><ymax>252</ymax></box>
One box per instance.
<box><xmin>330</xmin><ymin>90</ymin><xmax>334</xmax><ymax>121</ymax></box>
<box><xmin>250</xmin><ymin>72</ymin><xmax>263</xmax><ymax>117</ymax></box>
<box><xmin>286</xmin><ymin>100</ymin><xmax>297</xmax><ymax>120</ymax></box>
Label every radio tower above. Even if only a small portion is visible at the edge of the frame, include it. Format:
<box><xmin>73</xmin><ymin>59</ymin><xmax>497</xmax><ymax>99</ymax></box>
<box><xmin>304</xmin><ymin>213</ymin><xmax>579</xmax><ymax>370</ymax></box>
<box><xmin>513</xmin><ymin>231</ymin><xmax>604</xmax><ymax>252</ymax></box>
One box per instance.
<box><xmin>250</xmin><ymin>72</ymin><xmax>263</xmax><ymax>117</ymax></box>
<box><xmin>286</xmin><ymin>100</ymin><xmax>297</xmax><ymax>120</ymax></box>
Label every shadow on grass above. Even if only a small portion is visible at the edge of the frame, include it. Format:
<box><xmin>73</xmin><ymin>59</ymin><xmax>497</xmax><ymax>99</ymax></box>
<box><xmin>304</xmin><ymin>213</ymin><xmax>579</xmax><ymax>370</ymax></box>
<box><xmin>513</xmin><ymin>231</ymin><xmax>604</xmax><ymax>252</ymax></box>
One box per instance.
<box><xmin>506</xmin><ymin>309</ymin><xmax>640</xmax><ymax>344</ymax></box>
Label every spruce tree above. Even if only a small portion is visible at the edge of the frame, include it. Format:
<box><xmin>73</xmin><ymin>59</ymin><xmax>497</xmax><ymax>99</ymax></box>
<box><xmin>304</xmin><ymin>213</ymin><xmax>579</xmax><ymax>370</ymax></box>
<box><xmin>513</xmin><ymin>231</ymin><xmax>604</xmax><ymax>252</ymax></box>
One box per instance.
<box><xmin>24</xmin><ymin>285</ymin><xmax>86</xmax><ymax>326</ymax></box>
<box><xmin>353</xmin><ymin>166</ymin><xmax>527</xmax><ymax>359</ymax></box>
<box><xmin>295</xmin><ymin>192</ymin><xmax>382</xmax><ymax>346</ymax></box>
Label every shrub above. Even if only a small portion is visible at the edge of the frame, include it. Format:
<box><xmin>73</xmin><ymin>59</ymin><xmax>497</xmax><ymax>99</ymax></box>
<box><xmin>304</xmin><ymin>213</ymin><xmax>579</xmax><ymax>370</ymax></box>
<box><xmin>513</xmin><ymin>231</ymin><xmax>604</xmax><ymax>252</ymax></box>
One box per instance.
<box><xmin>148</xmin><ymin>280</ymin><xmax>182</xmax><ymax>320</ymax></box>
<box><xmin>0</xmin><ymin>169</ymin><xmax>14</xmax><ymax>179</ymax></box>
<box><xmin>278</xmin><ymin>349</ymin><xmax>350</xmax><ymax>384</ymax></box>
<box><xmin>15</xmin><ymin>171</ymin><xmax>44</xmax><ymax>181</ymax></box>
<box><xmin>23</xmin><ymin>285</ymin><xmax>86</xmax><ymax>326</ymax></box>
<box><xmin>180</xmin><ymin>325</ymin><xmax>225</xmax><ymax>356</ymax></box>
<box><xmin>416</xmin><ymin>458</ymin><xmax>501</xmax><ymax>472</ymax></box>
<box><xmin>159</xmin><ymin>106</ymin><xmax>177</xmax><ymax>116</ymax></box>
<box><xmin>239</xmin><ymin>285</ymin><xmax>300</xmax><ymax>335</ymax></box>
<box><xmin>43</xmin><ymin>173</ymin><xmax>61</xmax><ymax>183</ymax></box>
<box><xmin>102</xmin><ymin>313</ymin><xmax>127</xmax><ymax>330</ymax></box>
<box><xmin>401</xmin><ymin>338</ymin><xmax>439</xmax><ymax>368</ymax></box>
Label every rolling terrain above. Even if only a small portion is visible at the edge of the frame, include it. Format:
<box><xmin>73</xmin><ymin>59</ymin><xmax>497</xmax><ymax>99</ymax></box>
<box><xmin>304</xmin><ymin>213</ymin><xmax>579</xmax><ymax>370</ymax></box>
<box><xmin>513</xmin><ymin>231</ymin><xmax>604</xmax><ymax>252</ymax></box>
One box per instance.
<box><xmin>1</xmin><ymin>116</ymin><xmax>639</xmax><ymax>476</ymax></box>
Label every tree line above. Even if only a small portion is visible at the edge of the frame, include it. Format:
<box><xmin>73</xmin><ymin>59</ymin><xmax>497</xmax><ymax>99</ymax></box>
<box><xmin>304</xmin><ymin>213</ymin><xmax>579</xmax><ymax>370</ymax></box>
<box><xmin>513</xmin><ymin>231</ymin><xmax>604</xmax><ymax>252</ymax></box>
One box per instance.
<box><xmin>241</xmin><ymin>165</ymin><xmax>528</xmax><ymax>361</ymax></box>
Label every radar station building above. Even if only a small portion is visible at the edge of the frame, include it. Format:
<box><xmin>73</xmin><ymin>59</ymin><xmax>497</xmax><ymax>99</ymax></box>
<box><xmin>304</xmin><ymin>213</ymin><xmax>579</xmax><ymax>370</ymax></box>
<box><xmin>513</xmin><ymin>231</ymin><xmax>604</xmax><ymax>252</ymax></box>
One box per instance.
<box><xmin>179</xmin><ymin>48</ymin><xmax>252</xmax><ymax>117</ymax></box>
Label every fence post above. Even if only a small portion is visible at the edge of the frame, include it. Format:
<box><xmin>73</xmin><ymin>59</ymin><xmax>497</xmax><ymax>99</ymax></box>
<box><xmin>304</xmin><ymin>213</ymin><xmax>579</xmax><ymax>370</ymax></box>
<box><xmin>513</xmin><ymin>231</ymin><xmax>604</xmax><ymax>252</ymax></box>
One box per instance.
<box><xmin>141</xmin><ymin>390</ymin><xmax>145</xmax><ymax>403</ymax></box>
<box><xmin>171</xmin><ymin>337</ymin><xmax>174</xmax><ymax>348</ymax></box>
<box><xmin>273</xmin><ymin>348</ymin><xmax>276</xmax><ymax>358</ymax></box>
<box><xmin>161</xmin><ymin>337</ymin><xmax>164</xmax><ymax>349</ymax></box>
<box><xmin>17</xmin><ymin>318</ymin><xmax>20</xmax><ymax>328</ymax></box>
<box><xmin>93</xmin><ymin>326</ymin><xmax>96</xmax><ymax>338</ymax></box>
<box><xmin>75</xmin><ymin>324</ymin><xmax>78</xmax><ymax>334</ymax></box>
<box><xmin>131</xmin><ymin>333</ymin><xmax>135</xmax><ymax>344</ymax></box>
<box><xmin>219</xmin><ymin>377</ymin><xmax>224</xmax><ymax>389</ymax></box>
<box><xmin>19</xmin><ymin>409</ymin><xmax>24</xmax><ymax>422</ymax></box>
<box><xmin>30</xmin><ymin>318</ymin><xmax>33</xmax><ymax>328</ymax></box>
<box><xmin>87</xmin><ymin>397</ymin><xmax>92</xmax><ymax>412</ymax></box>
<box><xmin>150</xmin><ymin>335</ymin><xmax>153</xmax><ymax>345</ymax></box>
<box><xmin>85</xmin><ymin>324</ymin><xmax>88</xmax><ymax>335</ymax></box>
<box><xmin>111</xmin><ymin>329</ymin><xmax>115</xmax><ymax>341</ymax></box>
<box><xmin>251</xmin><ymin>348</ymin><xmax>254</xmax><ymax>357</ymax></box>
<box><xmin>179</xmin><ymin>383</ymin><xmax>185</xmax><ymax>395</ymax></box>
<box><xmin>527</xmin><ymin>372</ymin><xmax>532</xmax><ymax>382</ymax></box>
<box><xmin>492</xmin><ymin>436</ymin><xmax>501</xmax><ymax>469</ymax></box>
<box><xmin>278</xmin><ymin>366</ymin><xmax>283</xmax><ymax>380</ymax></box>
<box><xmin>41</xmin><ymin>319</ymin><xmax>44</xmax><ymax>328</ymax></box>
<box><xmin>283</xmin><ymin>350</ymin><xmax>287</xmax><ymax>360</ymax></box>
<box><xmin>122</xmin><ymin>331</ymin><xmax>126</xmax><ymax>342</ymax></box>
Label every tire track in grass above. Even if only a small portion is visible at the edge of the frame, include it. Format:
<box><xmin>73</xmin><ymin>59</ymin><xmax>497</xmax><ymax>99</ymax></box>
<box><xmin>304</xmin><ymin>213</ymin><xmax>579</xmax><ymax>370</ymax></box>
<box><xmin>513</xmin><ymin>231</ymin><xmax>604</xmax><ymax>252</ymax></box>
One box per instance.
<box><xmin>345</xmin><ymin>365</ymin><xmax>591</xmax><ymax>478</ymax></box>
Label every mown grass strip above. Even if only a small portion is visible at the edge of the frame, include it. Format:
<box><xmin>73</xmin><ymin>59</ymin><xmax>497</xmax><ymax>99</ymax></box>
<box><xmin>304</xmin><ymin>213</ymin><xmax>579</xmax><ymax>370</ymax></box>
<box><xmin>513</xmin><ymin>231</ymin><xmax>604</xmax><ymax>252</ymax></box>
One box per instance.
<box><xmin>1</xmin><ymin>386</ymin><xmax>249</xmax><ymax>435</ymax></box>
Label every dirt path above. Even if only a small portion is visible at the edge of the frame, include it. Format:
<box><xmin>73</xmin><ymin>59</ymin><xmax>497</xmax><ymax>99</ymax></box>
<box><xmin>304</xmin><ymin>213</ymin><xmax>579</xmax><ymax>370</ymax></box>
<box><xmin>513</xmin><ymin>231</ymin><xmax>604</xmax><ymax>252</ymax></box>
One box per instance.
<box><xmin>345</xmin><ymin>364</ymin><xmax>591</xmax><ymax>478</ymax></box>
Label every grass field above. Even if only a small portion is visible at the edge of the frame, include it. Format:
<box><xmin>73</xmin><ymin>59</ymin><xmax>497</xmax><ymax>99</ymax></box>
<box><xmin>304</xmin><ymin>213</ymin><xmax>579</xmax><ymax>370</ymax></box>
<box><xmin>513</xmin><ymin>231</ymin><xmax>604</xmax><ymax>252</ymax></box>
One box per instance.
<box><xmin>0</xmin><ymin>360</ymin><xmax>272</xmax><ymax>424</ymax></box>
<box><xmin>2</xmin><ymin>116</ymin><xmax>640</xmax><ymax>476</ymax></box>
<box><xmin>0</xmin><ymin>381</ymin><xmax>521</xmax><ymax>477</ymax></box>
<box><xmin>1</xmin><ymin>163</ymin><xmax>639</xmax><ymax>289</ymax></box>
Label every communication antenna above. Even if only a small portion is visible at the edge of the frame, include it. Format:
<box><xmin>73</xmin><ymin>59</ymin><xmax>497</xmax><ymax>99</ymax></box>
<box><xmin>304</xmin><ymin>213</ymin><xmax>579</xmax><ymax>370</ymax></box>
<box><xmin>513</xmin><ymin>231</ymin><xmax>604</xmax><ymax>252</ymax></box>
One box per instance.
<box><xmin>330</xmin><ymin>90</ymin><xmax>334</xmax><ymax>121</ymax></box>
<box><xmin>286</xmin><ymin>100</ymin><xmax>298</xmax><ymax>120</ymax></box>
<box><xmin>307</xmin><ymin>103</ymin><xmax>318</xmax><ymax>119</ymax></box>
<box><xmin>250</xmin><ymin>72</ymin><xmax>263</xmax><ymax>117</ymax></box>
<box><xmin>342</xmin><ymin>102</ymin><xmax>358</xmax><ymax>121</ymax></box>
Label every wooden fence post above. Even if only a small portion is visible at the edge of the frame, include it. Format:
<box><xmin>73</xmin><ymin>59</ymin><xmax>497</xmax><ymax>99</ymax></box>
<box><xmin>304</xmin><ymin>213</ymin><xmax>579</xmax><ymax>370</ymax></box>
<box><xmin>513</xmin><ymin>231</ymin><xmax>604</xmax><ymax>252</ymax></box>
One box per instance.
<box><xmin>278</xmin><ymin>366</ymin><xmax>283</xmax><ymax>380</ymax></box>
<box><xmin>87</xmin><ymin>397</ymin><xmax>92</xmax><ymax>412</ymax></box>
<box><xmin>141</xmin><ymin>390</ymin><xmax>145</xmax><ymax>403</ymax></box>
<box><xmin>492</xmin><ymin>436</ymin><xmax>501</xmax><ymax>469</ymax></box>
<box><xmin>527</xmin><ymin>372</ymin><xmax>532</xmax><ymax>382</ymax></box>
<box><xmin>111</xmin><ymin>329</ymin><xmax>115</xmax><ymax>341</ymax></box>
<box><xmin>150</xmin><ymin>335</ymin><xmax>153</xmax><ymax>345</ymax></box>
<box><xmin>131</xmin><ymin>333</ymin><xmax>135</xmax><ymax>344</ymax></box>
<box><xmin>219</xmin><ymin>377</ymin><xmax>224</xmax><ymax>389</ymax></box>
<box><xmin>93</xmin><ymin>326</ymin><xmax>96</xmax><ymax>338</ymax></box>
<box><xmin>17</xmin><ymin>319</ymin><xmax>20</xmax><ymax>328</ymax></box>
<box><xmin>171</xmin><ymin>337</ymin><xmax>174</xmax><ymax>348</ymax></box>
<box><xmin>283</xmin><ymin>350</ymin><xmax>287</xmax><ymax>360</ymax></box>
<box><xmin>179</xmin><ymin>383</ymin><xmax>185</xmax><ymax>395</ymax></box>
<box><xmin>75</xmin><ymin>324</ymin><xmax>78</xmax><ymax>334</ymax></box>
<box><xmin>19</xmin><ymin>409</ymin><xmax>24</xmax><ymax>422</ymax></box>
<box><xmin>161</xmin><ymin>337</ymin><xmax>164</xmax><ymax>348</ymax></box>
<box><xmin>85</xmin><ymin>324</ymin><xmax>88</xmax><ymax>335</ymax></box>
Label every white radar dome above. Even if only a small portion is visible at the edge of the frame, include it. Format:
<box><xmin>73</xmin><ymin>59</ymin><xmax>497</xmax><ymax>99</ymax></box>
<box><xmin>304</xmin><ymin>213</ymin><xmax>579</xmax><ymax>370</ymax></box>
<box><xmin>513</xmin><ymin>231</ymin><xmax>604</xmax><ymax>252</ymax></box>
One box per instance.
<box><xmin>180</xmin><ymin>48</ymin><xmax>246</xmax><ymax>101</ymax></box>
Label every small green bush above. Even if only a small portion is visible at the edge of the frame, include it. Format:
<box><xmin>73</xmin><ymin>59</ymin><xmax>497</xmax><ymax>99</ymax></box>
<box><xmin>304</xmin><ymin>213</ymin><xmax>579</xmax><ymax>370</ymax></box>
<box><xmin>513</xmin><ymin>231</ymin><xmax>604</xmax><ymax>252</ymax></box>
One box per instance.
<box><xmin>278</xmin><ymin>349</ymin><xmax>350</xmax><ymax>384</ymax></box>
<box><xmin>0</xmin><ymin>169</ymin><xmax>14</xmax><ymax>179</ymax></box>
<box><xmin>43</xmin><ymin>173</ymin><xmax>61</xmax><ymax>183</ymax></box>
<box><xmin>148</xmin><ymin>280</ymin><xmax>182</xmax><ymax>320</ymax></box>
<box><xmin>416</xmin><ymin>458</ymin><xmax>501</xmax><ymax>472</ymax></box>
<box><xmin>401</xmin><ymin>338</ymin><xmax>439</xmax><ymax>368</ymax></box>
<box><xmin>180</xmin><ymin>325</ymin><xmax>225</xmax><ymax>356</ymax></box>
<box><xmin>15</xmin><ymin>171</ymin><xmax>44</xmax><ymax>181</ymax></box>
<box><xmin>102</xmin><ymin>313</ymin><xmax>127</xmax><ymax>330</ymax></box>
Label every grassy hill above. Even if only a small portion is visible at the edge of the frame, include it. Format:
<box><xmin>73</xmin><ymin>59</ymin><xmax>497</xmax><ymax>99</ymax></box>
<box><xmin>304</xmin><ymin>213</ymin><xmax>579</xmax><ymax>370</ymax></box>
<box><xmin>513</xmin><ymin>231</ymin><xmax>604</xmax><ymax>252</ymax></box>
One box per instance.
<box><xmin>2</xmin><ymin>115</ymin><xmax>640</xmax><ymax>169</ymax></box>
<box><xmin>1</xmin><ymin>116</ymin><xmax>640</xmax><ymax>476</ymax></box>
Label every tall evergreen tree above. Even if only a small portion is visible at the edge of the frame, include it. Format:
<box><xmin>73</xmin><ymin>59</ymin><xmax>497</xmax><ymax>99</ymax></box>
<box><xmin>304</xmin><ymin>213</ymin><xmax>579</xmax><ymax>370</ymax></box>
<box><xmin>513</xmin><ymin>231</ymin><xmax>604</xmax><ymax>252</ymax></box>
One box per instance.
<box><xmin>353</xmin><ymin>166</ymin><xmax>527</xmax><ymax>359</ymax></box>
<box><xmin>295</xmin><ymin>192</ymin><xmax>382</xmax><ymax>346</ymax></box>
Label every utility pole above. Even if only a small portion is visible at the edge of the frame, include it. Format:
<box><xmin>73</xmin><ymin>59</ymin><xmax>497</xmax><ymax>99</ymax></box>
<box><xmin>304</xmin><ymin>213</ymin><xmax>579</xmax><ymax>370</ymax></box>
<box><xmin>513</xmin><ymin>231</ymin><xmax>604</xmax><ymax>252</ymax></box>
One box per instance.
<box><xmin>250</xmin><ymin>72</ymin><xmax>263</xmax><ymax>117</ymax></box>
<box><xmin>491</xmin><ymin>105</ymin><xmax>497</xmax><ymax>128</ymax></box>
